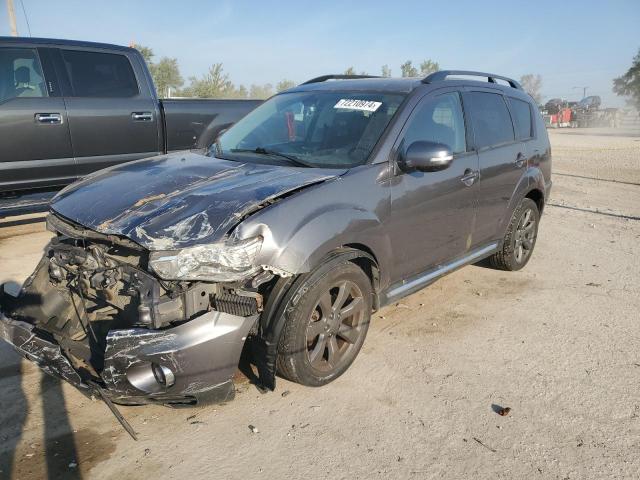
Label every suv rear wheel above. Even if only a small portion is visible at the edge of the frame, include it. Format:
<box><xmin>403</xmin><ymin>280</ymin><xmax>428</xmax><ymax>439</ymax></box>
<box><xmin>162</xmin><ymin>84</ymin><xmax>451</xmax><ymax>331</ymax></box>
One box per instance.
<box><xmin>489</xmin><ymin>197</ymin><xmax>540</xmax><ymax>271</ymax></box>
<box><xmin>276</xmin><ymin>259</ymin><xmax>372</xmax><ymax>386</ymax></box>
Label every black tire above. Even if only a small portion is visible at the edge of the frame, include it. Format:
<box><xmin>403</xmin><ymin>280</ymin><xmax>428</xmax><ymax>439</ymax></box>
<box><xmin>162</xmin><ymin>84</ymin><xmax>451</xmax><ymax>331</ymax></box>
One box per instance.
<box><xmin>276</xmin><ymin>258</ymin><xmax>372</xmax><ymax>387</ymax></box>
<box><xmin>489</xmin><ymin>197</ymin><xmax>540</xmax><ymax>271</ymax></box>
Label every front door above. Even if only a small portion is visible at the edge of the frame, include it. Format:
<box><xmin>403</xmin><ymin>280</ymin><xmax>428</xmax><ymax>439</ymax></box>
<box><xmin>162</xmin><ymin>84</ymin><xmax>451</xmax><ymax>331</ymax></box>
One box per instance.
<box><xmin>0</xmin><ymin>46</ymin><xmax>74</xmax><ymax>192</ymax></box>
<box><xmin>388</xmin><ymin>90</ymin><xmax>479</xmax><ymax>282</ymax></box>
<box><xmin>56</xmin><ymin>48</ymin><xmax>162</xmax><ymax>175</ymax></box>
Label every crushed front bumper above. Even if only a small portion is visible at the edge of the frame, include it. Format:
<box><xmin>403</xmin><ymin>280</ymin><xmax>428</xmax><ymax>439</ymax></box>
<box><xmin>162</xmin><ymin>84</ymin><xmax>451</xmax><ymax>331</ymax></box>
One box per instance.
<box><xmin>0</xmin><ymin>309</ymin><xmax>258</xmax><ymax>406</ymax></box>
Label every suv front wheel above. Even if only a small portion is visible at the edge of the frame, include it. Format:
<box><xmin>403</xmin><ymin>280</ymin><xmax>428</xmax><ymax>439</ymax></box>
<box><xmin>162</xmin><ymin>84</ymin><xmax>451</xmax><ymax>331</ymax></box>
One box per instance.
<box><xmin>276</xmin><ymin>259</ymin><xmax>372</xmax><ymax>386</ymax></box>
<box><xmin>489</xmin><ymin>197</ymin><xmax>540</xmax><ymax>271</ymax></box>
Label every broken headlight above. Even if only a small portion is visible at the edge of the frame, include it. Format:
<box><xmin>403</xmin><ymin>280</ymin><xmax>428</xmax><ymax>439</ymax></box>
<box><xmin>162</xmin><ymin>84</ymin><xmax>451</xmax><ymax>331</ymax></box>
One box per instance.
<box><xmin>148</xmin><ymin>236</ymin><xmax>263</xmax><ymax>282</ymax></box>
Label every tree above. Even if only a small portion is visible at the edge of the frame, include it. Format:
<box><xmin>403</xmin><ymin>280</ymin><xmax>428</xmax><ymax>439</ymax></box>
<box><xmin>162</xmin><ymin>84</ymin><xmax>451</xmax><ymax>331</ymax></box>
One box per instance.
<box><xmin>344</xmin><ymin>66</ymin><xmax>356</xmax><ymax>75</ymax></box>
<box><xmin>381</xmin><ymin>65</ymin><xmax>392</xmax><ymax>77</ymax></box>
<box><xmin>249</xmin><ymin>83</ymin><xmax>274</xmax><ymax>99</ymax></box>
<box><xmin>132</xmin><ymin>44</ymin><xmax>183</xmax><ymax>98</ymax></box>
<box><xmin>400</xmin><ymin>60</ymin><xmax>418</xmax><ymax>77</ymax></box>
<box><xmin>182</xmin><ymin>63</ymin><xmax>236</xmax><ymax>98</ymax></box>
<box><xmin>419</xmin><ymin>59</ymin><xmax>439</xmax><ymax>75</ymax></box>
<box><xmin>520</xmin><ymin>74</ymin><xmax>543</xmax><ymax>104</ymax></box>
<box><xmin>613</xmin><ymin>48</ymin><xmax>640</xmax><ymax>110</ymax></box>
<box><xmin>153</xmin><ymin>57</ymin><xmax>183</xmax><ymax>98</ymax></box>
<box><xmin>276</xmin><ymin>79</ymin><xmax>296</xmax><ymax>92</ymax></box>
<box><xmin>133</xmin><ymin>44</ymin><xmax>154</xmax><ymax>65</ymax></box>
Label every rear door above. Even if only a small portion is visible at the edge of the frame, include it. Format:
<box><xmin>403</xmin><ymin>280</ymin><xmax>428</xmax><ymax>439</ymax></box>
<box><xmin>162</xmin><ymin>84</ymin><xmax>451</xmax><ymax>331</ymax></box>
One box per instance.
<box><xmin>463</xmin><ymin>89</ymin><xmax>524</xmax><ymax>246</ymax></box>
<box><xmin>0</xmin><ymin>46</ymin><xmax>74</xmax><ymax>192</ymax></box>
<box><xmin>56</xmin><ymin>48</ymin><xmax>162</xmax><ymax>175</ymax></box>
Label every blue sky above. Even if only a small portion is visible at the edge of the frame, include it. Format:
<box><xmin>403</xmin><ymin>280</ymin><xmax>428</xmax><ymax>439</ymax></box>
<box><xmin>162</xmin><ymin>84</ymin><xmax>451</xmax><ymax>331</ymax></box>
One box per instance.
<box><xmin>1</xmin><ymin>0</ymin><xmax>638</xmax><ymax>106</ymax></box>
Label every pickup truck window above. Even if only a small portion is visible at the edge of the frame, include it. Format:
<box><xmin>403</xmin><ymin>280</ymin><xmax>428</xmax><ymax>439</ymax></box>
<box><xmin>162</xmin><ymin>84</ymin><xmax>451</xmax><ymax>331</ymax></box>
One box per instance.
<box><xmin>467</xmin><ymin>91</ymin><xmax>515</xmax><ymax>149</ymax></box>
<box><xmin>402</xmin><ymin>92</ymin><xmax>467</xmax><ymax>154</ymax></box>
<box><xmin>215</xmin><ymin>91</ymin><xmax>405</xmax><ymax>168</ymax></box>
<box><xmin>0</xmin><ymin>48</ymin><xmax>47</xmax><ymax>102</ymax></box>
<box><xmin>61</xmin><ymin>50</ymin><xmax>138</xmax><ymax>98</ymax></box>
<box><xmin>508</xmin><ymin>97</ymin><xmax>533</xmax><ymax>140</ymax></box>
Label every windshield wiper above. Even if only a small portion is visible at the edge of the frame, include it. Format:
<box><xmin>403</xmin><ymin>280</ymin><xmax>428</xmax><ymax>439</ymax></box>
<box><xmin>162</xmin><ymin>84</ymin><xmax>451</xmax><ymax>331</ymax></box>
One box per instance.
<box><xmin>230</xmin><ymin>147</ymin><xmax>313</xmax><ymax>168</ymax></box>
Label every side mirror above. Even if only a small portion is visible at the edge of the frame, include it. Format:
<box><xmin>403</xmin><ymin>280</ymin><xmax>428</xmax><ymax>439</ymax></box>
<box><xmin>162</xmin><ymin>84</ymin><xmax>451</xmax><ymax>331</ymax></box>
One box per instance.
<box><xmin>400</xmin><ymin>141</ymin><xmax>453</xmax><ymax>172</ymax></box>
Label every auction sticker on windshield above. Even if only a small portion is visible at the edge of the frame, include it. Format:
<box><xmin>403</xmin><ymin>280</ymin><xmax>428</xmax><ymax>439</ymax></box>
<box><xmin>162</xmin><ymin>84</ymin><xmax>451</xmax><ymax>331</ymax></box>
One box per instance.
<box><xmin>334</xmin><ymin>99</ymin><xmax>382</xmax><ymax>112</ymax></box>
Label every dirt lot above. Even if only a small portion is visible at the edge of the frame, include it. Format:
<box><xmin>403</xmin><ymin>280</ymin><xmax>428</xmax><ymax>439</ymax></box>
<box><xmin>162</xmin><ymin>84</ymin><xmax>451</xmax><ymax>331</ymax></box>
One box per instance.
<box><xmin>1</xmin><ymin>128</ymin><xmax>639</xmax><ymax>480</ymax></box>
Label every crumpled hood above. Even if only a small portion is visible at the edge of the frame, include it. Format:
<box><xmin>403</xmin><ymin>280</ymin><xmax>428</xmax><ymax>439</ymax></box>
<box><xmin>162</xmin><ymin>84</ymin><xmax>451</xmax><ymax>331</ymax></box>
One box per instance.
<box><xmin>51</xmin><ymin>151</ymin><xmax>342</xmax><ymax>250</ymax></box>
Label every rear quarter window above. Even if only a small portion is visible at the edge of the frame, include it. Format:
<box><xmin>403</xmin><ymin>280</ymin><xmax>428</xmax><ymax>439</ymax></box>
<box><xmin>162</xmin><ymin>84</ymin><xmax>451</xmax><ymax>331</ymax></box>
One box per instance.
<box><xmin>508</xmin><ymin>97</ymin><xmax>533</xmax><ymax>140</ymax></box>
<box><xmin>467</xmin><ymin>91</ymin><xmax>515</xmax><ymax>149</ymax></box>
<box><xmin>61</xmin><ymin>50</ymin><xmax>139</xmax><ymax>98</ymax></box>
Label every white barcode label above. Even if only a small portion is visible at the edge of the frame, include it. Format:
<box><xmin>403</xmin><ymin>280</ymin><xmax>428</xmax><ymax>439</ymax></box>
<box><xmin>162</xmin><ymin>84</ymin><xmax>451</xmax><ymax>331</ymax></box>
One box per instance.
<box><xmin>334</xmin><ymin>99</ymin><xmax>382</xmax><ymax>112</ymax></box>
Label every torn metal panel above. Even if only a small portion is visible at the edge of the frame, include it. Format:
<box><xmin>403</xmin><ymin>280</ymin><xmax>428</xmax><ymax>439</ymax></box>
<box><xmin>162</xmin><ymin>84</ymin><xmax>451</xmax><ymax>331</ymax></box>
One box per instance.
<box><xmin>102</xmin><ymin>310</ymin><xmax>259</xmax><ymax>403</ymax></box>
<box><xmin>0</xmin><ymin>314</ymin><xmax>91</xmax><ymax>393</ymax></box>
<box><xmin>51</xmin><ymin>151</ymin><xmax>343</xmax><ymax>250</ymax></box>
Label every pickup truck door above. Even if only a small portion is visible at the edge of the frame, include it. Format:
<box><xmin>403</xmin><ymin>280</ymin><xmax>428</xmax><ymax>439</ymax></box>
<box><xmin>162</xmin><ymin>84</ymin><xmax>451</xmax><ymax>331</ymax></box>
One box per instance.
<box><xmin>54</xmin><ymin>47</ymin><xmax>162</xmax><ymax>176</ymax></box>
<box><xmin>0</xmin><ymin>46</ymin><xmax>74</xmax><ymax>193</ymax></box>
<box><xmin>388</xmin><ymin>89</ymin><xmax>479</xmax><ymax>282</ymax></box>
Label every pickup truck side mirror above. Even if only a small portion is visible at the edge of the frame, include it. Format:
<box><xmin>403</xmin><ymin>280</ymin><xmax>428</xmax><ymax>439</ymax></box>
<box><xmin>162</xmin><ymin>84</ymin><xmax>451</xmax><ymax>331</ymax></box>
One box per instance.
<box><xmin>399</xmin><ymin>141</ymin><xmax>453</xmax><ymax>172</ymax></box>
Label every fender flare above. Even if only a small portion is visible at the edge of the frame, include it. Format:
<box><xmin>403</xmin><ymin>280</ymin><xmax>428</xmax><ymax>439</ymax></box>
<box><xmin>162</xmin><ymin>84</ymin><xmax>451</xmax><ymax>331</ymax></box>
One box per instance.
<box><xmin>247</xmin><ymin>205</ymin><xmax>393</xmax><ymax>289</ymax></box>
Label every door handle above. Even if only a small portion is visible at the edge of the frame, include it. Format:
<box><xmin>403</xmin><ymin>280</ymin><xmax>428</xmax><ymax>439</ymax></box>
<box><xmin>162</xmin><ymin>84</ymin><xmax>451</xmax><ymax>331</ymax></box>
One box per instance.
<box><xmin>35</xmin><ymin>113</ymin><xmax>62</xmax><ymax>124</ymax></box>
<box><xmin>131</xmin><ymin>112</ymin><xmax>153</xmax><ymax>122</ymax></box>
<box><xmin>461</xmin><ymin>169</ymin><xmax>479</xmax><ymax>187</ymax></box>
<box><xmin>515</xmin><ymin>152</ymin><xmax>527</xmax><ymax>168</ymax></box>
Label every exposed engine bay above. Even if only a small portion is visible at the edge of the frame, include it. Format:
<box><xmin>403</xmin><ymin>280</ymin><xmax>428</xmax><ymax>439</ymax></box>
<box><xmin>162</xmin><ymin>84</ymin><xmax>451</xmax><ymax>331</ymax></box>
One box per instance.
<box><xmin>0</xmin><ymin>214</ymin><xmax>263</xmax><ymax>408</ymax></box>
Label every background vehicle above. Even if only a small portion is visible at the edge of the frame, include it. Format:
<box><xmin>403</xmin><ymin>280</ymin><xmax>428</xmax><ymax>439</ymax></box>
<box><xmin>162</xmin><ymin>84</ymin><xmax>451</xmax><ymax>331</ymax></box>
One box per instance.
<box><xmin>0</xmin><ymin>37</ymin><xmax>260</xmax><ymax>196</ymax></box>
<box><xmin>0</xmin><ymin>71</ymin><xmax>551</xmax><ymax>415</ymax></box>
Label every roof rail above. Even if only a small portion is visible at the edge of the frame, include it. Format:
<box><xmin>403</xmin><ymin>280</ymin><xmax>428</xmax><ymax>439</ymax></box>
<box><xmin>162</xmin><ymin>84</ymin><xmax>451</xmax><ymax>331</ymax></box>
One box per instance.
<box><xmin>422</xmin><ymin>70</ymin><xmax>522</xmax><ymax>90</ymax></box>
<box><xmin>301</xmin><ymin>74</ymin><xmax>381</xmax><ymax>85</ymax></box>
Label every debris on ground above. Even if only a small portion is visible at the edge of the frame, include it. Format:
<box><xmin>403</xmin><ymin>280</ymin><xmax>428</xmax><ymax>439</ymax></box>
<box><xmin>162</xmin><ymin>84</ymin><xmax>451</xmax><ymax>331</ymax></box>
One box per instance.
<box><xmin>69</xmin><ymin>461</ymin><xmax>78</xmax><ymax>469</ymax></box>
<box><xmin>248</xmin><ymin>425</ymin><xmax>259</xmax><ymax>433</ymax></box>
<box><xmin>497</xmin><ymin>407</ymin><xmax>512</xmax><ymax>417</ymax></box>
<box><xmin>472</xmin><ymin>437</ymin><xmax>497</xmax><ymax>453</ymax></box>
<box><xmin>281</xmin><ymin>390</ymin><xmax>290</xmax><ymax>397</ymax></box>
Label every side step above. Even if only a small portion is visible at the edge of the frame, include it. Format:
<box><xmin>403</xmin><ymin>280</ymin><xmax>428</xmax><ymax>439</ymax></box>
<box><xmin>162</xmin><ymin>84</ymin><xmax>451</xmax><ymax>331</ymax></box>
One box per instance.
<box><xmin>0</xmin><ymin>190</ymin><xmax>58</xmax><ymax>218</ymax></box>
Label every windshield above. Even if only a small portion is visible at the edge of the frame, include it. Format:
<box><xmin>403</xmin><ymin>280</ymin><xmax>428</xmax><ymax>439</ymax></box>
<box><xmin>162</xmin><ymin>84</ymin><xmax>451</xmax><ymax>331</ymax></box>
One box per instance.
<box><xmin>213</xmin><ymin>91</ymin><xmax>406</xmax><ymax>168</ymax></box>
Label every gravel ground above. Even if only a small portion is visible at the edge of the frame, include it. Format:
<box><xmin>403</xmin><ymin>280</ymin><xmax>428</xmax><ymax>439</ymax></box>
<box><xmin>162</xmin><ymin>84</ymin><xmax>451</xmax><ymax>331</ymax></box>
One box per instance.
<box><xmin>0</xmin><ymin>128</ymin><xmax>639</xmax><ymax>480</ymax></box>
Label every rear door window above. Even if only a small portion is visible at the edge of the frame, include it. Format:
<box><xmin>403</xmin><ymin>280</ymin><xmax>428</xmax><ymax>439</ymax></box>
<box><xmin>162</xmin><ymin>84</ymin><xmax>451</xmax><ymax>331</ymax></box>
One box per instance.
<box><xmin>61</xmin><ymin>50</ymin><xmax>138</xmax><ymax>98</ymax></box>
<box><xmin>0</xmin><ymin>48</ymin><xmax>48</xmax><ymax>102</ymax></box>
<box><xmin>508</xmin><ymin>97</ymin><xmax>533</xmax><ymax>140</ymax></box>
<box><xmin>467</xmin><ymin>92</ymin><xmax>515</xmax><ymax>149</ymax></box>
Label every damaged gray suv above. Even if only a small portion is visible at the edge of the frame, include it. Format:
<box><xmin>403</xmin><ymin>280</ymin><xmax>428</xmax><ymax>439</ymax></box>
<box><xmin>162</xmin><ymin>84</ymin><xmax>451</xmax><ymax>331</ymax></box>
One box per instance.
<box><xmin>0</xmin><ymin>71</ymin><xmax>551</xmax><ymax>411</ymax></box>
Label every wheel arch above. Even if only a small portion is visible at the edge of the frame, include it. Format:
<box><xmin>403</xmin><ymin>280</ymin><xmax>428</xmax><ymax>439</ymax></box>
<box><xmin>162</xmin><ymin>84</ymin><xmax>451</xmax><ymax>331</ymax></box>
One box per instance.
<box><xmin>249</xmin><ymin>247</ymin><xmax>379</xmax><ymax>391</ymax></box>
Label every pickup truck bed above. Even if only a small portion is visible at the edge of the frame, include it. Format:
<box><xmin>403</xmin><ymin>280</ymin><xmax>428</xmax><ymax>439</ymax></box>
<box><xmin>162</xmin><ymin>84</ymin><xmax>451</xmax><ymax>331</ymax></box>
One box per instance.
<box><xmin>0</xmin><ymin>36</ymin><xmax>260</xmax><ymax>195</ymax></box>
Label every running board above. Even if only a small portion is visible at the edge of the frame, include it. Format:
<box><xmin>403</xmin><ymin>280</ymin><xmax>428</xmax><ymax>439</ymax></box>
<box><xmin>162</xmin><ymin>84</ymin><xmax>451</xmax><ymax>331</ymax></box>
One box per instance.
<box><xmin>383</xmin><ymin>243</ymin><xmax>499</xmax><ymax>303</ymax></box>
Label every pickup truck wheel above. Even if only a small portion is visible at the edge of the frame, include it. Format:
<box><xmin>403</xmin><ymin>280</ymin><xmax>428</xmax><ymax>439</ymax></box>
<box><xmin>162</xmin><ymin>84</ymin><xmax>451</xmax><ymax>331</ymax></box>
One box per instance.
<box><xmin>276</xmin><ymin>260</ymin><xmax>372</xmax><ymax>387</ymax></box>
<box><xmin>489</xmin><ymin>198</ymin><xmax>539</xmax><ymax>271</ymax></box>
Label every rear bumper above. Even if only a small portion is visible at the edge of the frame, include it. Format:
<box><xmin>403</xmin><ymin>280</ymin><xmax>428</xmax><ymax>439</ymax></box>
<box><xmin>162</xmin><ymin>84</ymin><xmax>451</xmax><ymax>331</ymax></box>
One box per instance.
<box><xmin>0</xmin><ymin>308</ymin><xmax>258</xmax><ymax>406</ymax></box>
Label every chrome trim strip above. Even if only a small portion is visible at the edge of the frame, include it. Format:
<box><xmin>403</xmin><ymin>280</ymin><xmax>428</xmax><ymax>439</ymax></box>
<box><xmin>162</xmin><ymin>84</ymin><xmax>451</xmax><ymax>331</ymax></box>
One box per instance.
<box><xmin>387</xmin><ymin>242</ymin><xmax>499</xmax><ymax>299</ymax></box>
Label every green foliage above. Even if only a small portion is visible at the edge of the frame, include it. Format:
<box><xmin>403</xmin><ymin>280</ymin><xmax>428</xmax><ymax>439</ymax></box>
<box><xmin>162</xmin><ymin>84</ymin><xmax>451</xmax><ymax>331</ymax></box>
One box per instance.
<box><xmin>613</xmin><ymin>48</ymin><xmax>640</xmax><ymax>109</ymax></box>
<box><xmin>400</xmin><ymin>60</ymin><xmax>418</xmax><ymax>77</ymax></box>
<box><xmin>154</xmin><ymin>57</ymin><xmax>183</xmax><ymax>98</ymax></box>
<box><xmin>344</xmin><ymin>66</ymin><xmax>356</xmax><ymax>75</ymax></box>
<box><xmin>249</xmin><ymin>83</ymin><xmax>275</xmax><ymax>99</ymax></box>
<box><xmin>520</xmin><ymin>74</ymin><xmax>543</xmax><ymax>104</ymax></box>
<box><xmin>134</xmin><ymin>44</ymin><xmax>154</xmax><ymax>65</ymax></box>
<box><xmin>381</xmin><ymin>65</ymin><xmax>392</xmax><ymax>77</ymax></box>
<box><xmin>181</xmin><ymin>63</ymin><xmax>238</xmax><ymax>98</ymax></box>
<box><xmin>133</xmin><ymin>45</ymin><xmax>182</xmax><ymax>98</ymax></box>
<box><xmin>419</xmin><ymin>60</ymin><xmax>439</xmax><ymax>75</ymax></box>
<box><xmin>276</xmin><ymin>79</ymin><xmax>296</xmax><ymax>92</ymax></box>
